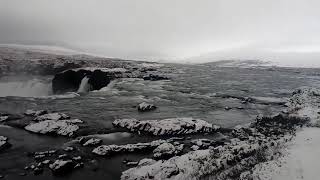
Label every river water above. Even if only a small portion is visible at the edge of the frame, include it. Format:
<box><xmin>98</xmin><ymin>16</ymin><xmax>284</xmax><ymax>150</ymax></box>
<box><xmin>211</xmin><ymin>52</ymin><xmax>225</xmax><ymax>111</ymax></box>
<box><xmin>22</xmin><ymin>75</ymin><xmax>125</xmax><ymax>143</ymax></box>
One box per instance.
<box><xmin>0</xmin><ymin>63</ymin><xmax>320</xmax><ymax>179</ymax></box>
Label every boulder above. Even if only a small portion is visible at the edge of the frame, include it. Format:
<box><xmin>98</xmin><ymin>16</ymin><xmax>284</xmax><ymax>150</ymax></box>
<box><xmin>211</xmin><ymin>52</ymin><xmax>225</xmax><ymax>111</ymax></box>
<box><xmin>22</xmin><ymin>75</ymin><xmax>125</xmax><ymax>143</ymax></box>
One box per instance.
<box><xmin>153</xmin><ymin>143</ymin><xmax>179</xmax><ymax>159</ymax></box>
<box><xmin>137</xmin><ymin>102</ymin><xmax>157</xmax><ymax>112</ymax></box>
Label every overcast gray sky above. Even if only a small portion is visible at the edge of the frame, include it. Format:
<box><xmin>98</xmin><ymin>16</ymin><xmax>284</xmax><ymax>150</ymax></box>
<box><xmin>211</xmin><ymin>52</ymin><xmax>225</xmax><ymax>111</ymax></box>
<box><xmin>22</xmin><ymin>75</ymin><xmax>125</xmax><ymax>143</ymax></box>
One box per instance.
<box><xmin>1</xmin><ymin>0</ymin><xmax>320</xmax><ymax>66</ymax></box>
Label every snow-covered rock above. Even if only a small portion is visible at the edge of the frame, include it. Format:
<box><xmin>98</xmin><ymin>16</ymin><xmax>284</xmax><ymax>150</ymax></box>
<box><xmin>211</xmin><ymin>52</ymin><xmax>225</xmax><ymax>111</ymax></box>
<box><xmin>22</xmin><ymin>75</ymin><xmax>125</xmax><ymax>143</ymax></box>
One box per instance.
<box><xmin>24</xmin><ymin>109</ymin><xmax>48</xmax><ymax>117</ymax></box>
<box><xmin>24</xmin><ymin>111</ymin><xmax>83</xmax><ymax>137</ymax></box>
<box><xmin>33</xmin><ymin>113</ymin><xmax>70</xmax><ymax>121</ymax></box>
<box><xmin>63</xmin><ymin>119</ymin><xmax>83</xmax><ymax>124</ymax></box>
<box><xmin>0</xmin><ymin>113</ymin><xmax>22</xmax><ymax>122</ymax></box>
<box><xmin>0</xmin><ymin>115</ymin><xmax>9</xmax><ymax>122</ymax></box>
<box><xmin>113</xmin><ymin>117</ymin><xmax>219</xmax><ymax>136</ymax></box>
<box><xmin>126</xmin><ymin>161</ymin><xmax>139</xmax><ymax>166</ymax></box>
<box><xmin>286</xmin><ymin>87</ymin><xmax>320</xmax><ymax>125</ymax></box>
<box><xmin>153</xmin><ymin>143</ymin><xmax>178</xmax><ymax>159</ymax></box>
<box><xmin>0</xmin><ymin>136</ymin><xmax>10</xmax><ymax>150</ymax></box>
<box><xmin>121</xmin><ymin>136</ymin><xmax>287</xmax><ymax>180</ymax></box>
<box><xmin>137</xmin><ymin>102</ymin><xmax>157</xmax><ymax>112</ymax></box>
<box><xmin>82</xmin><ymin>138</ymin><xmax>102</xmax><ymax>147</ymax></box>
<box><xmin>63</xmin><ymin>147</ymin><xmax>74</xmax><ymax>152</ymax></box>
<box><xmin>138</xmin><ymin>158</ymin><xmax>157</xmax><ymax>166</ymax></box>
<box><xmin>49</xmin><ymin>160</ymin><xmax>74</xmax><ymax>175</ymax></box>
<box><xmin>92</xmin><ymin>140</ymin><xmax>167</xmax><ymax>156</ymax></box>
<box><xmin>191</xmin><ymin>139</ymin><xmax>216</xmax><ymax>149</ymax></box>
<box><xmin>25</xmin><ymin>120</ymin><xmax>79</xmax><ymax>137</ymax></box>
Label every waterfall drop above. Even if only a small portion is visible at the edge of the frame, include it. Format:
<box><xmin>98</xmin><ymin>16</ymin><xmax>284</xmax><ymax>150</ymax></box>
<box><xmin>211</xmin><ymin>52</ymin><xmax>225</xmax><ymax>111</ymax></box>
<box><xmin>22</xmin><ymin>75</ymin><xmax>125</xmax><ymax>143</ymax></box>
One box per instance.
<box><xmin>77</xmin><ymin>76</ymin><xmax>91</xmax><ymax>93</ymax></box>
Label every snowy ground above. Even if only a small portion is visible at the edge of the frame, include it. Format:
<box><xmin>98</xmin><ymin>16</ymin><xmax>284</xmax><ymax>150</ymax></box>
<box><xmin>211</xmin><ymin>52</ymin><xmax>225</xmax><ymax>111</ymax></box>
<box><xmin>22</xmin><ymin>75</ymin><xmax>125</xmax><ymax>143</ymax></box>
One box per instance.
<box><xmin>251</xmin><ymin>127</ymin><xmax>320</xmax><ymax>180</ymax></box>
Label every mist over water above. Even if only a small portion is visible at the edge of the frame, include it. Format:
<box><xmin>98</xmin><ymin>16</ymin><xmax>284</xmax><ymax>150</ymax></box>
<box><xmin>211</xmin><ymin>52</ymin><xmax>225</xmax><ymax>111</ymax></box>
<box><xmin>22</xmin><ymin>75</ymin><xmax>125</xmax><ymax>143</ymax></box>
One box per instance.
<box><xmin>0</xmin><ymin>77</ymin><xmax>52</xmax><ymax>97</ymax></box>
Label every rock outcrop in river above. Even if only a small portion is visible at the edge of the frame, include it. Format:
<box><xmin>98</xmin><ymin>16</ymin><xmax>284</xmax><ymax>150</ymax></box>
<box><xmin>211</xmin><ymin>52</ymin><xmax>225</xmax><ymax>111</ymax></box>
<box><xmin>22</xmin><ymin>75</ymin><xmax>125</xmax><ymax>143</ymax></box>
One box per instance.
<box><xmin>113</xmin><ymin>117</ymin><xmax>220</xmax><ymax>136</ymax></box>
<box><xmin>24</xmin><ymin>110</ymin><xmax>83</xmax><ymax>137</ymax></box>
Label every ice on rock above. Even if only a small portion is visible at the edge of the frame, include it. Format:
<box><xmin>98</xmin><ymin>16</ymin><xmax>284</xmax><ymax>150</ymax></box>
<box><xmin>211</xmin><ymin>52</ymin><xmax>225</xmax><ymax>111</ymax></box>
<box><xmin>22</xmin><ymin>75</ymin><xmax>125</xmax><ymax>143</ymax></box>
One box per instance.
<box><xmin>113</xmin><ymin>117</ymin><xmax>219</xmax><ymax>136</ymax></box>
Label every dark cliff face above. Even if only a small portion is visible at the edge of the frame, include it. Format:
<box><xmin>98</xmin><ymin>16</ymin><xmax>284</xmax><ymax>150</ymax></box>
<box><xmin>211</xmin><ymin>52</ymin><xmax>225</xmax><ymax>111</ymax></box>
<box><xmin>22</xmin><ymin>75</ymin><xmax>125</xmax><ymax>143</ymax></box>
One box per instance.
<box><xmin>52</xmin><ymin>69</ymin><xmax>113</xmax><ymax>94</ymax></box>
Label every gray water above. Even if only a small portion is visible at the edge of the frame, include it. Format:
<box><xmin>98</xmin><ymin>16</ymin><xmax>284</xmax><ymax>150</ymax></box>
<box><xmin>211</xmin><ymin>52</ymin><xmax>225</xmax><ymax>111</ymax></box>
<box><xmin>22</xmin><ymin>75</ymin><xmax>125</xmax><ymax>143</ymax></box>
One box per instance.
<box><xmin>1</xmin><ymin>63</ymin><xmax>320</xmax><ymax>179</ymax></box>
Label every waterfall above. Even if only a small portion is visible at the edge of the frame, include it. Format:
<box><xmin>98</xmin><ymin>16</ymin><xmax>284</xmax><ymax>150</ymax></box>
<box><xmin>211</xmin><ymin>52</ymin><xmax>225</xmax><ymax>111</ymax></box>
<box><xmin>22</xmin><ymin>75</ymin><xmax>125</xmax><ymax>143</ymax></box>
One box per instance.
<box><xmin>0</xmin><ymin>78</ymin><xmax>52</xmax><ymax>97</ymax></box>
<box><xmin>77</xmin><ymin>76</ymin><xmax>91</xmax><ymax>93</ymax></box>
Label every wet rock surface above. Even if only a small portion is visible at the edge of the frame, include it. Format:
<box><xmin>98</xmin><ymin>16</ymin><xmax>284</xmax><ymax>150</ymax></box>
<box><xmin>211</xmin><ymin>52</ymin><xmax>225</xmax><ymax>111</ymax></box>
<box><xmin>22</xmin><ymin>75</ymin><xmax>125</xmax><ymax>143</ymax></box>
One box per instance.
<box><xmin>0</xmin><ymin>136</ymin><xmax>11</xmax><ymax>151</ymax></box>
<box><xmin>49</xmin><ymin>159</ymin><xmax>75</xmax><ymax>175</ymax></box>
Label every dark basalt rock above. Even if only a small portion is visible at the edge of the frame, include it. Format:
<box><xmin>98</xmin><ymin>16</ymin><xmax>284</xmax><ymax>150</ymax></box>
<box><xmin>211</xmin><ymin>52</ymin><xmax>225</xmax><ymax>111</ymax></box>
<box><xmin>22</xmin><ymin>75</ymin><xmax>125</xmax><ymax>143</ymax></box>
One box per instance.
<box><xmin>88</xmin><ymin>70</ymin><xmax>112</xmax><ymax>91</ymax></box>
<box><xmin>52</xmin><ymin>70</ymin><xmax>88</xmax><ymax>93</ymax></box>
<box><xmin>143</xmin><ymin>74</ymin><xmax>169</xmax><ymax>81</ymax></box>
<box><xmin>52</xmin><ymin>69</ymin><xmax>113</xmax><ymax>94</ymax></box>
<box><xmin>252</xmin><ymin>113</ymin><xmax>309</xmax><ymax>136</ymax></box>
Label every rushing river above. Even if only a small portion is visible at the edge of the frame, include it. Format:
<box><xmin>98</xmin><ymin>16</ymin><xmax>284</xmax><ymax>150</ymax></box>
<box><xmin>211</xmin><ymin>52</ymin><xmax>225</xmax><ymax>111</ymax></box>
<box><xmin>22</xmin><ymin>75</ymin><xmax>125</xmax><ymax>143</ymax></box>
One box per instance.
<box><xmin>1</xmin><ymin>63</ymin><xmax>320</xmax><ymax>179</ymax></box>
